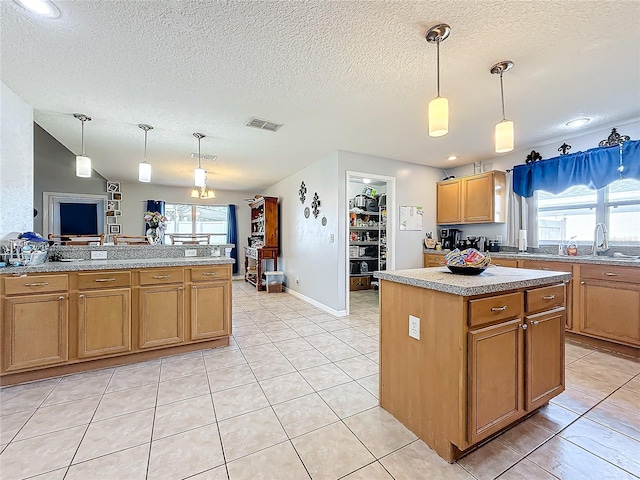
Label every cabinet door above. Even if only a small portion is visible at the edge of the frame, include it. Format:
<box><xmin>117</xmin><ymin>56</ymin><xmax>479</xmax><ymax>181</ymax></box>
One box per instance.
<box><xmin>190</xmin><ymin>281</ymin><xmax>230</xmax><ymax>340</ymax></box>
<box><xmin>423</xmin><ymin>254</ymin><xmax>444</xmax><ymax>268</ymax></box>
<box><xmin>139</xmin><ymin>285</ymin><xmax>184</xmax><ymax>349</ymax></box>
<box><xmin>468</xmin><ymin>318</ymin><xmax>524</xmax><ymax>444</ymax></box>
<box><xmin>462</xmin><ymin>173</ymin><xmax>494</xmax><ymax>223</ymax></box>
<box><xmin>78</xmin><ymin>288</ymin><xmax>131</xmax><ymax>358</ymax></box>
<box><xmin>436</xmin><ymin>180</ymin><xmax>461</xmax><ymax>224</ymax></box>
<box><xmin>579</xmin><ymin>279</ymin><xmax>640</xmax><ymax>346</ymax></box>
<box><xmin>525</xmin><ymin>308</ymin><xmax>565</xmax><ymax>411</ymax></box>
<box><xmin>3</xmin><ymin>294</ymin><xmax>68</xmax><ymax>372</ymax></box>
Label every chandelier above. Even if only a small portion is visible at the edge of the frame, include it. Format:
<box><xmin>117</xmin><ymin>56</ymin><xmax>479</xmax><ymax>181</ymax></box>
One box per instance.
<box><xmin>191</xmin><ymin>185</ymin><xmax>216</xmax><ymax>199</ymax></box>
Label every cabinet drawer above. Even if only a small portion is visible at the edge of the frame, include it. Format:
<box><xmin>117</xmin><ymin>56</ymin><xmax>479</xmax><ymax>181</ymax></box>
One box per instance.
<box><xmin>77</xmin><ymin>271</ymin><xmax>131</xmax><ymax>290</ymax></box>
<box><xmin>521</xmin><ymin>260</ymin><xmax>572</xmax><ymax>273</ymax></box>
<box><xmin>4</xmin><ymin>275</ymin><xmax>68</xmax><ymax>296</ymax></box>
<box><xmin>492</xmin><ymin>259</ymin><xmax>519</xmax><ymax>268</ymax></box>
<box><xmin>469</xmin><ymin>292</ymin><xmax>522</xmax><ymax>327</ymax></box>
<box><xmin>350</xmin><ymin>276</ymin><xmax>371</xmax><ymax>291</ymax></box>
<box><xmin>139</xmin><ymin>269</ymin><xmax>184</xmax><ymax>285</ymax></box>
<box><xmin>191</xmin><ymin>265</ymin><xmax>231</xmax><ymax>281</ymax></box>
<box><xmin>580</xmin><ymin>264</ymin><xmax>639</xmax><ymax>284</ymax></box>
<box><xmin>526</xmin><ymin>284</ymin><xmax>565</xmax><ymax>314</ymax></box>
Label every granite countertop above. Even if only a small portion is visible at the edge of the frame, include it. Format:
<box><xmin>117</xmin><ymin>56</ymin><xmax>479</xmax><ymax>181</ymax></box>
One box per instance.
<box><xmin>423</xmin><ymin>250</ymin><xmax>640</xmax><ymax>267</ymax></box>
<box><xmin>374</xmin><ymin>266</ymin><xmax>571</xmax><ymax>296</ymax></box>
<box><xmin>1</xmin><ymin>257</ymin><xmax>234</xmax><ymax>274</ymax></box>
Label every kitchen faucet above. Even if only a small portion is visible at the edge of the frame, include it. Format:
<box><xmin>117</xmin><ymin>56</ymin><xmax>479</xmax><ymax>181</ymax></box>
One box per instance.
<box><xmin>592</xmin><ymin>223</ymin><xmax>609</xmax><ymax>256</ymax></box>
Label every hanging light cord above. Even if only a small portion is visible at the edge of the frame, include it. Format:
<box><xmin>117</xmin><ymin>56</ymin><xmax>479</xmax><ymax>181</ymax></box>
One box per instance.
<box><xmin>499</xmin><ymin>71</ymin><xmax>506</xmax><ymax>121</ymax></box>
<box><xmin>144</xmin><ymin>129</ymin><xmax>148</xmax><ymax>162</ymax></box>
<box><xmin>198</xmin><ymin>137</ymin><xmax>202</xmax><ymax>169</ymax></box>
<box><xmin>80</xmin><ymin>119</ymin><xmax>85</xmax><ymax>155</ymax></box>
<box><xmin>436</xmin><ymin>39</ymin><xmax>441</xmax><ymax>97</ymax></box>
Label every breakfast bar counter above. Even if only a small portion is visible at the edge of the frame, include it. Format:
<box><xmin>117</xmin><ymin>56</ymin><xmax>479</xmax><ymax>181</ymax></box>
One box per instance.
<box><xmin>374</xmin><ymin>266</ymin><xmax>571</xmax><ymax>462</ymax></box>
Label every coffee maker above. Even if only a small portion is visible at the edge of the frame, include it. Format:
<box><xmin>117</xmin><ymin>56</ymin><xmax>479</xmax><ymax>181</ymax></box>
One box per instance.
<box><xmin>440</xmin><ymin>228</ymin><xmax>462</xmax><ymax>250</ymax></box>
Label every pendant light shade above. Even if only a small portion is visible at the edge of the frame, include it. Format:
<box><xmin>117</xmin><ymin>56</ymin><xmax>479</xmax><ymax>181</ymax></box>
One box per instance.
<box><xmin>491</xmin><ymin>61</ymin><xmax>515</xmax><ymax>153</ymax></box>
<box><xmin>73</xmin><ymin>114</ymin><xmax>92</xmax><ymax>178</ymax></box>
<box><xmin>194</xmin><ymin>167</ymin><xmax>206</xmax><ymax>187</ymax></box>
<box><xmin>191</xmin><ymin>133</ymin><xmax>216</xmax><ymax>198</ymax></box>
<box><xmin>428</xmin><ymin>96</ymin><xmax>449</xmax><ymax>137</ymax></box>
<box><xmin>495</xmin><ymin>120</ymin><xmax>514</xmax><ymax>153</ymax></box>
<box><xmin>425</xmin><ymin>24</ymin><xmax>451</xmax><ymax>137</ymax></box>
<box><xmin>138</xmin><ymin>124</ymin><xmax>153</xmax><ymax>182</ymax></box>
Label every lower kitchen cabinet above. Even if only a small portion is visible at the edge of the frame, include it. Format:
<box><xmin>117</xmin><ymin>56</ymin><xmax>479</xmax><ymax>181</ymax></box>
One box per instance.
<box><xmin>139</xmin><ymin>285</ymin><xmax>184</xmax><ymax>348</ymax></box>
<box><xmin>468</xmin><ymin>318</ymin><xmax>524</xmax><ymax>444</ymax></box>
<box><xmin>525</xmin><ymin>308</ymin><xmax>565</xmax><ymax>410</ymax></box>
<box><xmin>3</xmin><ymin>294</ymin><xmax>68</xmax><ymax>371</ymax></box>
<box><xmin>78</xmin><ymin>288</ymin><xmax>132</xmax><ymax>358</ymax></box>
<box><xmin>190</xmin><ymin>280</ymin><xmax>230</xmax><ymax>340</ymax></box>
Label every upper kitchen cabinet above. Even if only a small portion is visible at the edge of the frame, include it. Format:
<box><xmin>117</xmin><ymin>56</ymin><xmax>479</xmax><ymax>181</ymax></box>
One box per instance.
<box><xmin>437</xmin><ymin>171</ymin><xmax>507</xmax><ymax>225</ymax></box>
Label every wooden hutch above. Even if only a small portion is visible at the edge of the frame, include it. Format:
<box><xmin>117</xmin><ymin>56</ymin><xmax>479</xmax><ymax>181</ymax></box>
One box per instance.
<box><xmin>244</xmin><ymin>196</ymin><xmax>279</xmax><ymax>291</ymax></box>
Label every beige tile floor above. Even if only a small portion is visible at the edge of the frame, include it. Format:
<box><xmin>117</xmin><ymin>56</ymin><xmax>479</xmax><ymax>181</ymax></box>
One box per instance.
<box><xmin>0</xmin><ymin>284</ymin><xmax>639</xmax><ymax>479</ymax></box>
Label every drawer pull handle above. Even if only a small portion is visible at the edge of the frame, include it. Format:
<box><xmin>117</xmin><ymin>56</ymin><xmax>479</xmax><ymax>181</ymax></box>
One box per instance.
<box><xmin>520</xmin><ymin>324</ymin><xmax>528</xmax><ymax>330</ymax></box>
<box><xmin>604</xmin><ymin>272</ymin><xmax>620</xmax><ymax>276</ymax></box>
<box><xmin>192</xmin><ymin>285</ymin><xmax>197</xmax><ymax>289</ymax></box>
<box><xmin>95</xmin><ymin>278</ymin><xmax>116</xmax><ymax>282</ymax></box>
<box><xmin>491</xmin><ymin>305</ymin><xmax>508</xmax><ymax>312</ymax></box>
<box><xmin>79</xmin><ymin>294</ymin><xmax>85</xmax><ymax>298</ymax></box>
<box><xmin>177</xmin><ymin>286</ymin><xmax>183</xmax><ymax>290</ymax></box>
<box><xmin>542</xmin><ymin>295</ymin><xmax>556</xmax><ymax>300</ymax></box>
<box><xmin>202</xmin><ymin>272</ymin><xmax>218</xmax><ymax>276</ymax></box>
<box><xmin>24</xmin><ymin>282</ymin><xmax>49</xmax><ymax>286</ymax></box>
<box><xmin>153</xmin><ymin>275</ymin><xmax>171</xmax><ymax>279</ymax></box>
<box><xmin>530</xmin><ymin>320</ymin><xmax>539</xmax><ymax>326</ymax></box>
<box><xmin>581</xmin><ymin>281</ymin><xmax>585</xmax><ymax>285</ymax></box>
<box><xmin>541</xmin><ymin>267</ymin><xmax>551</xmax><ymax>271</ymax></box>
<box><xmin>59</xmin><ymin>296</ymin><xmax>65</xmax><ymax>300</ymax></box>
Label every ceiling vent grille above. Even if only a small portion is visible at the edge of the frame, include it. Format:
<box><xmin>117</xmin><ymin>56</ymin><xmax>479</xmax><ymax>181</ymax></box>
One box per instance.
<box><xmin>246</xmin><ymin>117</ymin><xmax>283</xmax><ymax>132</ymax></box>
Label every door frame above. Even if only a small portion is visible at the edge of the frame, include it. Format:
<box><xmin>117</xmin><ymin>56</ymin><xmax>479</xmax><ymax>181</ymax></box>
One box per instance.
<box><xmin>345</xmin><ymin>171</ymin><xmax>396</xmax><ymax>315</ymax></box>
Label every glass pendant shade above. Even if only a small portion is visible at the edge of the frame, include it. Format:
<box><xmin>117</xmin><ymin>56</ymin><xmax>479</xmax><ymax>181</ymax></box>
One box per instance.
<box><xmin>207</xmin><ymin>189</ymin><xmax>216</xmax><ymax>199</ymax></box>
<box><xmin>495</xmin><ymin>120</ymin><xmax>514</xmax><ymax>153</ymax></box>
<box><xmin>194</xmin><ymin>167</ymin><xmax>206</xmax><ymax>187</ymax></box>
<box><xmin>428</xmin><ymin>96</ymin><xmax>449</xmax><ymax>137</ymax></box>
<box><xmin>191</xmin><ymin>188</ymin><xmax>199</xmax><ymax>198</ymax></box>
<box><xmin>138</xmin><ymin>162</ymin><xmax>152</xmax><ymax>182</ymax></box>
<box><xmin>76</xmin><ymin>155</ymin><xmax>92</xmax><ymax>178</ymax></box>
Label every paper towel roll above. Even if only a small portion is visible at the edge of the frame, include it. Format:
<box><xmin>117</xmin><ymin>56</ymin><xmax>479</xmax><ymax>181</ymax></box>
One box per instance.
<box><xmin>518</xmin><ymin>229</ymin><xmax>527</xmax><ymax>252</ymax></box>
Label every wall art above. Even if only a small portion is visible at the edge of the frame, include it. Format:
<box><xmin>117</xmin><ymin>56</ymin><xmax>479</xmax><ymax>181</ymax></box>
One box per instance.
<box><xmin>299</xmin><ymin>181</ymin><xmax>307</xmax><ymax>204</ymax></box>
<box><xmin>311</xmin><ymin>192</ymin><xmax>321</xmax><ymax>218</ymax></box>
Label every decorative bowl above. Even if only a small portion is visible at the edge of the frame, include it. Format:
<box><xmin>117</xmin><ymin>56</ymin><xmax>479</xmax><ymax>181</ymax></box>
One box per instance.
<box><xmin>447</xmin><ymin>265</ymin><xmax>486</xmax><ymax>275</ymax></box>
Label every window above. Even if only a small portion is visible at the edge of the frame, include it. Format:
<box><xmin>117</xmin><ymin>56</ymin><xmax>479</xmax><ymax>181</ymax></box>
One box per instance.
<box><xmin>537</xmin><ymin>179</ymin><xmax>640</xmax><ymax>244</ymax></box>
<box><xmin>164</xmin><ymin>204</ymin><xmax>229</xmax><ymax>244</ymax></box>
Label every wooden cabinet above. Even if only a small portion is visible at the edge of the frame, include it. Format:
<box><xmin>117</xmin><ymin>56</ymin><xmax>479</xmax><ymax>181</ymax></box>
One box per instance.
<box><xmin>437</xmin><ymin>171</ymin><xmax>506</xmax><ymax>225</ymax></box>
<box><xmin>3</xmin><ymin>294</ymin><xmax>68</xmax><ymax>371</ymax></box>
<box><xmin>525</xmin><ymin>308</ymin><xmax>565</xmax><ymax>410</ymax></box>
<box><xmin>522</xmin><ymin>260</ymin><xmax>573</xmax><ymax>330</ymax></box>
<box><xmin>78</xmin><ymin>288</ymin><xmax>131</xmax><ymax>358</ymax></box>
<box><xmin>436</xmin><ymin>180</ymin><xmax>462</xmax><ymax>224</ymax></box>
<box><xmin>139</xmin><ymin>285</ymin><xmax>184</xmax><ymax>348</ymax></box>
<box><xmin>190</xmin><ymin>280</ymin><xmax>230</xmax><ymax>340</ymax></box>
<box><xmin>245</xmin><ymin>196</ymin><xmax>279</xmax><ymax>290</ymax></box>
<box><xmin>423</xmin><ymin>253</ymin><xmax>444</xmax><ymax>268</ymax></box>
<box><xmin>491</xmin><ymin>258</ymin><xmax>519</xmax><ymax>268</ymax></box>
<box><xmin>468</xmin><ymin>318</ymin><xmax>524</xmax><ymax>444</ymax></box>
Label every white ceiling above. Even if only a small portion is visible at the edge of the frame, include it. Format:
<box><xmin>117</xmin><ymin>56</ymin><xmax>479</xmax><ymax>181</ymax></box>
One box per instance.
<box><xmin>2</xmin><ymin>1</ymin><xmax>639</xmax><ymax>191</ymax></box>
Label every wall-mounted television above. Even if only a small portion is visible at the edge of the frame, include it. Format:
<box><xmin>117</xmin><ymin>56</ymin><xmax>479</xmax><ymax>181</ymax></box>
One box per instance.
<box><xmin>43</xmin><ymin>192</ymin><xmax>106</xmax><ymax>237</ymax></box>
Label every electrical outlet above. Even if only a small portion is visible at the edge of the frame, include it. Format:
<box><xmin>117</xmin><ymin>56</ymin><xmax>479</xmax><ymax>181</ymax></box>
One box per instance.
<box><xmin>496</xmin><ymin>234</ymin><xmax>503</xmax><ymax>243</ymax></box>
<box><xmin>295</xmin><ymin>276</ymin><xmax>300</xmax><ymax>284</ymax></box>
<box><xmin>90</xmin><ymin>250</ymin><xmax>107</xmax><ymax>260</ymax></box>
<box><xmin>185</xmin><ymin>249</ymin><xmax>197</xmax><ymax>257</ymax></box>
<box><xmin>409</xmin><ymin>315</ymin><xmax>420</xmax><ymax>340</ymax></box>
<box><xmin>329</xmin><ymin>233</ymin><xmax>334</xmax><ymax>243</ymax></box>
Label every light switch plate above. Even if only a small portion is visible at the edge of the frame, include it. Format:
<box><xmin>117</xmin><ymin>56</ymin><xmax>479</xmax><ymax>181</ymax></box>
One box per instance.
<box><xmin>185</xmin><ymin>249</ymin><xmax>197</xmax><ymax>257</ymax></box>
<box><xmin>90</xmin><ymin>250</ymin><xmax>107</xmax><ymax>260</ymax></box>
<box><xmin>496</xmin><ymin>234</ymin><xmax>503</xmax><ymax>243</ymax></box>
<box><xmin>409</xmin><ymin>315</ymin><xmax>420</xmax><ymax>340</ymax></box>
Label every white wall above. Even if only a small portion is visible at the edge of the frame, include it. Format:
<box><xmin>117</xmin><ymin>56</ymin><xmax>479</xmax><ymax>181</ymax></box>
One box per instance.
<box><xmin>0</xmin><ymin>82</ymin><xmax>33</xmax><ymax>240</ymax></box>
<box><xmin>119</xmin><ymin>181</ymin><xmax>255</xmax><ymax>271</ymax></box>
<box><xmin>262</xmin><ymin>152</ymin><xmax>341</xmax><ymax>312</ymax></box>
<box><xmin>446</xmin><ymin>119</ymin><xmax>640</xmax><ymax>244</ymax></box>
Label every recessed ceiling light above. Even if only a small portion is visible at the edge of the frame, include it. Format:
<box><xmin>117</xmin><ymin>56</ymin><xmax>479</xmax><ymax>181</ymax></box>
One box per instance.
<box><xmin>566</xmin><ymin>117</ymin><xmax>591</xmax><ymax>128</ymax></box>
<box><xmin>14</xmin><ymin>0</ymin><xmax>60</xmax><ymax>18</ymax></box>
<box><xmin>362</xmin><ymin>178</ymin><xmax>371</xmax><ymax>184</ymax></box>
<box><xmin>447</xmin><ymin>155</ymin><xmax>457</xmax><ymax>161</ymax></box>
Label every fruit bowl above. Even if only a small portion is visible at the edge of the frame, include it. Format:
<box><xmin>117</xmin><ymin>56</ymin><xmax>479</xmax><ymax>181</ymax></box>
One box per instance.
<box><xmin>444</xmin><ymin>248</ymin><xmax>491</xmax><ymax>275</ymax></box>
<box><xmin>447</xmin><ymin>265</ymin><xmax>486</xmax><ymax>275</ymax></box>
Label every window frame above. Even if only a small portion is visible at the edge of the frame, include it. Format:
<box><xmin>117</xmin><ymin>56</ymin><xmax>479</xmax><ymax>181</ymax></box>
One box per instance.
<box><xmin>164</xmin><ymin>203</ymin><xmax>229</xmax><ymax>245</ymax></box>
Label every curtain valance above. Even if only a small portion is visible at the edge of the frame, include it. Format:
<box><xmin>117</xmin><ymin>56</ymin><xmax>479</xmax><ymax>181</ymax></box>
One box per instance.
<box><xmin>512</xmin><ymin>139</ymin><xmax>640</xmax><ymax>198</ymax></box>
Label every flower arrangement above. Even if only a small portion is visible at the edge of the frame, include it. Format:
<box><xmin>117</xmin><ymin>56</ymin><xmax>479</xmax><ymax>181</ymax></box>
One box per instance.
<box><xmin>144</xmin><ymin>211</ymin><xmax>167</xmax><ymax>228</ymax></box>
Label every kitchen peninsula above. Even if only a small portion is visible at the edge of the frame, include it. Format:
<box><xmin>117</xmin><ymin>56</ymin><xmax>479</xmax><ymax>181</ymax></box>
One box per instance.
<box><xmin>374</xmin><ymin>266</ymin><xmax>571</xmax><ymax>463</ymax></box>
<box><xmin>0</xmin><ymin>245</ymin><xmax>234</xmax><ymax>386</ymax></box>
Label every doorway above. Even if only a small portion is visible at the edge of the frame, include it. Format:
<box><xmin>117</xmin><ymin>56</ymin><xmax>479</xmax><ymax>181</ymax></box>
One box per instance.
<box><xmin>345</xmin><ymin>172</ymin><xmax>395</xmax><ymax>315</ymax></box>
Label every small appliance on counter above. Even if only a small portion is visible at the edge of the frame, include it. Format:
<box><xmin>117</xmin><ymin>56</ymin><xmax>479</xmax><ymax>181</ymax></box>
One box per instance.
<box><xmin>440</xmin><ymin>228</ymin><xmax>462</xmax><ymax>250</ymax></box>
<box><xmin>488</xmin><ymin>240</ymin><xmax>501</xmax><ymax>252</ymax></box>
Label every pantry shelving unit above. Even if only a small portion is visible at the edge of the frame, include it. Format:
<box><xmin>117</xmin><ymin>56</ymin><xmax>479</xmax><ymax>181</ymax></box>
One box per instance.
<box><xmin>348</xmin><ymin>208</ymin><xmax>387</xmax><ymax>291</ymax></box>
<box><xmin>244</xmin><ymin>196</ymin><xmax>279</xmax><ymax>291</ymax></box>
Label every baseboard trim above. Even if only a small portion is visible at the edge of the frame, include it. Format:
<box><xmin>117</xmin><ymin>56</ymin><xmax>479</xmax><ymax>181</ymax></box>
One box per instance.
<box><xmin>284</xmin><ymin>287</ymin><xmax>347</xmax><ymax>318</ymax></box>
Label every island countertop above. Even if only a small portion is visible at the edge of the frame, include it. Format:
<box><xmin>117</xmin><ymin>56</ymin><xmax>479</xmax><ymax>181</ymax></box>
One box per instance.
<box><xmin>1</xmin><ymin>256</ymin><xmax>234</xmax><ymax>274</ymax></box>
<box><xmin>374</xmin><ymin>266</ymin><xmax>571</xmax><ymax>296</ymax></box>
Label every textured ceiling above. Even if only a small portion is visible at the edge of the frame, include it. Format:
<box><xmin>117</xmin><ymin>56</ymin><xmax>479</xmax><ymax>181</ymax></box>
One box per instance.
<box><xmin>2</xmin><ymin>1</ymin><xmax>639</xmax><ymax>190</ymax></box>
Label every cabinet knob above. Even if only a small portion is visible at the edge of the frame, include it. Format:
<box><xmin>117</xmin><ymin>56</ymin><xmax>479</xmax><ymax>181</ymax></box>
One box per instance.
<box><xmin>580</xmin><ymin>281</ymin><xmax>585</xmax><ymax>285</ymax></box>
<box><xmin>58</xmin><ymin>296</ymin><xmax>65</xmax><ymax>300</ymax></box>
<box><xmin>177</xmin><ymin>286</ymin><xmax>183</xmax><ymax>290</ymax></box>
<box><xmin>520</xmin><ymin>324</ymin><xmax>528</xmax><ymax>330</ymax></box>
<box><xmin>79</xmin><ymin>294</ymin><xmax>85</xmax><ymax>298</ymax></box>
<box><xmin>530</xmin><ymin>320</ymin><xmax>539</xmax><ymax>326</ymax></box>
<box><xmin>192</xmin><ymin>285</ymin><xmax>197</xmax><ymax>289</ymax></box>
<box><xmin>491</xmin><ymin>305</ymin><xmax>508</xmax><ymax>312</ymax></box>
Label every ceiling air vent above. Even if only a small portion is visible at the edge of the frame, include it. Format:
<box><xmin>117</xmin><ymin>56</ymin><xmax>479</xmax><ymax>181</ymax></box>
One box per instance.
<box><xmin>246</xmin><ymin>117</ymin><xmax>283</xmax><ymax>132</ymax></box>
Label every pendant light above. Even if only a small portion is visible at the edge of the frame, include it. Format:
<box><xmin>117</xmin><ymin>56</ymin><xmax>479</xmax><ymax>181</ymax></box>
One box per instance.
<box><xmin>138</xmin><ymin>124</ymin><xmax>153</xmax><ymax>182</ymax></box>
<box><xmin>193</xmin><ymin>133</ymin><xmax>206</xmax><ymax>187</ymax></box>
<box><xmin>491</xmin><ymin>61</ymin><xmax>515</xmax><ymax>153</ymax></box>
<box><xmin>74</xmin><ymin>113</ymin><xmax>92</xmax><ymax>177</ymax></box>
<box><xmin>425</xmin><ymin>24</ymin><xmax>451</xmax><ymax>137</ymax></box>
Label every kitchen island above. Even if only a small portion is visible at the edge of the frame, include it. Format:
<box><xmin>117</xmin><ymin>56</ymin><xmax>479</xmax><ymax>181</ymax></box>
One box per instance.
<box><xmin>374</xmin><ymin>266</ymin><xmax>571</xmax><ymax>462</ymax></box>
<box><xmin>1</xmin><ymin>255</ymin><xmax>234</xmax><ymax>386</ymax></box>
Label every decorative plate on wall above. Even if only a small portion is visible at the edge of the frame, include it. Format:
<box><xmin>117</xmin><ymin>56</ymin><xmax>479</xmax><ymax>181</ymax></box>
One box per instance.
<box><xmin>304</xmin><ymin>207</ymin><xmax>310</xmax><ymax>218</ymax></box>
<box><xmin>322</xmin><ymin>216</ymin><xmax>327</xmax><ymax>226</ymax></box>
